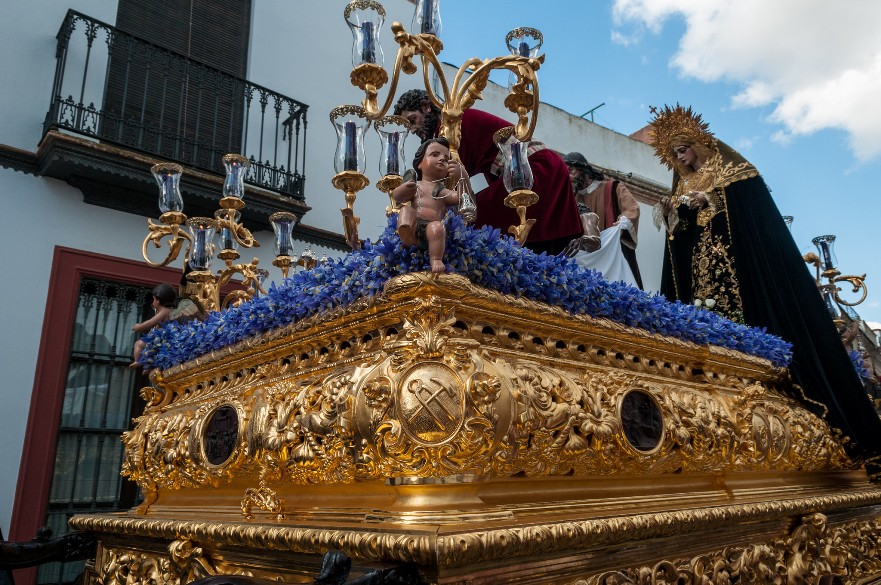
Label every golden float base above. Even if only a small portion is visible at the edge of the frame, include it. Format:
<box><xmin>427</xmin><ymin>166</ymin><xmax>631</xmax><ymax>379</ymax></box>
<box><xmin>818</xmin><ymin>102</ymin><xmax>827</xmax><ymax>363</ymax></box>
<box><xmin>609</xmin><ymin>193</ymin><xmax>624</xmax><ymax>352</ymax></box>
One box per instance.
<box><xmin>75</xmin><ymin>273</ymin><xmax>881</xmax><ymax>583</ymax></box>
<box><xmin>73</xmin><ymin>473</ymin><xmax>881</xmax><ymax>584</ymax></box>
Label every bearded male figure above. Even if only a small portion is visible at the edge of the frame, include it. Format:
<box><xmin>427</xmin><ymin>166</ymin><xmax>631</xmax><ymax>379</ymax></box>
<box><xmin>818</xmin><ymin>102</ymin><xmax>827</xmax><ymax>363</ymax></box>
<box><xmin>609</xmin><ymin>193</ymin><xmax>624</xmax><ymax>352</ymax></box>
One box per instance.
<box><xmin>562</xmin><ymin>151</ymin><xmax>643</xmax><ymax>289</ymax></box>
<box><xmin>394</xmin><ymin>89</ymin><xmax>582</xmax><ymax>255</ymax></box>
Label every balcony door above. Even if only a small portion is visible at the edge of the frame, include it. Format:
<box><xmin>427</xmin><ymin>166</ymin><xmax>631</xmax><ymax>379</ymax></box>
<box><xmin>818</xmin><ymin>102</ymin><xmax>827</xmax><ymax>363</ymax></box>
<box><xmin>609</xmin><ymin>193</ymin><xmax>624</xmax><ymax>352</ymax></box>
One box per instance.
<box><xmin>101</xmin><ymin>0</ymin><xmax>252</xmax><ymax>170</ymax></box>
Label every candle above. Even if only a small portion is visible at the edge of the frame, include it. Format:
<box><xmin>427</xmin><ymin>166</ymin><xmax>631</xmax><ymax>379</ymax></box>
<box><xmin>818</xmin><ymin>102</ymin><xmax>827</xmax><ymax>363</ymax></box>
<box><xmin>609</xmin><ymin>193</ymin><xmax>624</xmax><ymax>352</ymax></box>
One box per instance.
<box><xmin>220</xmin><ymin>226</ymin><xmax>235</xmax><ymax>250</ymax></box>
<box><xmin>276</xmin><ymin>223</ymin><xmax>292</xmax><ymax>256</ymax></box>
<box><xmin>518</xmin><ymin>41</ymin><xmax>530</xmax><ymax>57</ymax></box>
<box><xmin>192</xmin><ymin>229</ymin><xmax>208</xmax><ymax>269</ymax></box>
<box><xmin>343</xmin><ymin>120</ymin><xmax>358</xmax><ymax>171</ymax></box>
<box><xmin>387</xmin><ymin>132</ymin><xmax>400</xmax><ymax>175</ymax></box>
<box><xmin>420</xmin><ymin>0</ymin><xmax>434</xmax><ymax>34</ymax></box>
<box><xmin>360</xmin><ymin>21</ymin><xmax>375</xmax><ymax>64</ymax></box>
<box><xmin>510</xmin><ymin>142</ymin><xmax>526</xmax><ymax>190</ymax></box>
<box><xmin>819</xmin><ymin>240</ymin><xmax>834</xmax><ymax>270</ymax></box>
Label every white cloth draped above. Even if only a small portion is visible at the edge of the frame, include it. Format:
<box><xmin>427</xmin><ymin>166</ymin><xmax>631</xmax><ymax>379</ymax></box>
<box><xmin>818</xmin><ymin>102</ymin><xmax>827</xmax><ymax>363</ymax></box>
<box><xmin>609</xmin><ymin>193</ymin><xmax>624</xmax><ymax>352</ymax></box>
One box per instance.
<box><xmin>572</xmin><ymin>222</ymin><xmax>639</xmax><ymax>288</ymax></box>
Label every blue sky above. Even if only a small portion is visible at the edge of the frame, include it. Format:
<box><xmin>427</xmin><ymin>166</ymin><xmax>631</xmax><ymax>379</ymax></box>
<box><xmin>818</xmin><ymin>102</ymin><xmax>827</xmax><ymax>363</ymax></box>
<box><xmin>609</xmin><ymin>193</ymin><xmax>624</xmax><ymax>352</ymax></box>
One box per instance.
<box><xmin>436</xmin><ymin>0</ymin><xmax>881</xmax><ymax>325</ymax></box>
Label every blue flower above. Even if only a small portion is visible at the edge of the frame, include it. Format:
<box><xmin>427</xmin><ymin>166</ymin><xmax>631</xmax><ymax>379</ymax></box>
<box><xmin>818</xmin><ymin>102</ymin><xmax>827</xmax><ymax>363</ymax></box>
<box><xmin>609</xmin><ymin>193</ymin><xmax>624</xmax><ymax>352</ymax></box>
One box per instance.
<box><xmin>849</xmin><ymin>349</ymin><xmax>871</xmax><ymax>382</ymax></box>
<box><xmin>141</xmin><ymin>212</ymin><xmax>793</xmax><ymax>370</ymax></box>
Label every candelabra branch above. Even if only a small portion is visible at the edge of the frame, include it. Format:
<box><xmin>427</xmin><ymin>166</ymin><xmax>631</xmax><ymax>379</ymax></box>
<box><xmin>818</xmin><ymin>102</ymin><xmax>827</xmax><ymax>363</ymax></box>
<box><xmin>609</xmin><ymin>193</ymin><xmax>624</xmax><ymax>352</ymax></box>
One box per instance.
<box><xmin>357</xmin><ymin>23</ymin><xmax>442</xmax><ymax>118</ymax></box>
<box><xmin>831</xmin><ymin>274</ymin><xmax>868</xmax><ymax>307</ymax></box>
<box><xmin>354</xmin><ymin>22</ymin><xmax>542</xmax><ymax>159</ymax></box>
<box><xmin>142</xmin><ymin>212</ymin><xmax>192</xmax><ymax>268</ymax></box>
<box><xmin>456</xmin><ymin>53</ymin><xmax>543</xmax><ymax>142</ymax></box>
<box><xmin>215</xmin><ymin>209</ymin><xmax>259</xmax><ymax>249</ymax></box>
<box><xmin>185</xmin><ymin>271</ymin><xmax>220</xmax><ymax>314</ymax></box>
<box><xmin>351</xmin><ymin>63</ymin><xmax>390</xmax><ymax>117</ymax></box>
<box><xmin>332</xmin><ymin>171</ymin><xmax>370</xmax><ymax>249</ymax></box>
<box><xmin>218</xmin><ymin>258</ymin><xmax>267</xmax><ymax>309</ymax></box>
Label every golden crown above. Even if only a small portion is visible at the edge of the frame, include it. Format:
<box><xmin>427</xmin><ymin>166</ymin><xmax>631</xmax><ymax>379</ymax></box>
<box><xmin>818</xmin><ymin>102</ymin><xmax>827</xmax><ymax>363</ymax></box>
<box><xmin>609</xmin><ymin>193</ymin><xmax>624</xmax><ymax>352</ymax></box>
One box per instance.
<box><xmin>648</xmin><ymin>104</ymin><xmax>715</xmax><ymax>170</ymax></box>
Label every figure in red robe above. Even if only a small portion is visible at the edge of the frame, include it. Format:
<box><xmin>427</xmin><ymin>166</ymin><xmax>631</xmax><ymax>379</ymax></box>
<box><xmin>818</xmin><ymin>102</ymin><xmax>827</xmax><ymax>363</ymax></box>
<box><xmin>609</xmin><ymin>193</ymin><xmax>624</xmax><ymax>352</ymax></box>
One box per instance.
<box><xmin>394</xmin><ymin>90</ymin><xmax>582</xmax><ymax>255</ymax></box>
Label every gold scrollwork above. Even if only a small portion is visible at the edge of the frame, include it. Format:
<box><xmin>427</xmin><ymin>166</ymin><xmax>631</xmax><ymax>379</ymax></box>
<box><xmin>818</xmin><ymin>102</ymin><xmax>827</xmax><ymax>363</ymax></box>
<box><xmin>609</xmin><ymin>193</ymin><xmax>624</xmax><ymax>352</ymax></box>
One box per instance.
<box><xmin>95</xmin><ymin>539</ymin><xmax>252</xmax><ymax>585</ymax></box>
<box><xmin>578</xmin><ymin>513</ymin><xmax>881</xmax><ymax>585</ymax></box>
<box><xmin>247</xmin><ymin>372</ymin><xmax>357</xmax><ymax>484</ymax></box>
<box><xmin>121</xmin><ymin>274</ymin><xmax>854</xmax><ymax>497</ymax></box>
<box><xmin>241</xmin><ymin>479</ymin><xmax>285</xmax><ymax>521</ymax></box>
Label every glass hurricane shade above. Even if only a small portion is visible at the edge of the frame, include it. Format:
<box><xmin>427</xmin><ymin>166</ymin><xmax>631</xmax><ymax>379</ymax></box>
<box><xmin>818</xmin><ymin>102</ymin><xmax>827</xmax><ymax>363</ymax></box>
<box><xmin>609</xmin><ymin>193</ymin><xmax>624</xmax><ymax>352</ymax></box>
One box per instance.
<box><xmin>821</xmin><ymin>288</ymin><xmax>840</xmax><ymax>319</ymax></box>
<box><xmin>186</xmin><ymin>217</ymin><xmax>218</xmax><ymax>270</ymax></box>
<box><xmin>412</xmin><ymin>0</ymin><xmax>440</xmax><ymax>36</ymax></box>
<box><xmin>812</xmin><ymin>235</ymin><xmax>838</xmax><ymax>271</ymax></box>
<box><xmin>499</xmin><ymin>138</ymin><xmax>533</xmax><ymax>192</ymax></box>
<box><xmin>332</xmin><ymin>107</ymin><xmax>369</xmax><ymax>174</ymax></box>
<box><xmin>505</xmin><ymin>28</ymin><xmax>541</xmax><ymax>89</ymax></box>
<box><xmin>270</xmin><ymin>212</ymin><xmax>297</xmax><ymax>257</ymax></box>
<box><xmin>506</xmin><ymin>29</ymin><xmax>542</xmax><ymax>57</ymax></box>
<box><xmin>151</xmin><ymin>163</ymin><xmax>184</xmax><ymax>214</ymax></box>
<box><xmin>222</xmin><ymin>154</ymin><xmax>250</xmax><ymax>199</ymax></box>
<box><xmin>345</xmin><ymin>2</ymin><xmax>385</xmax><ymax>67</ymax></box>
<box><xmin>375</xmin><ymin>116</ymin><xmax>410</xmax><ymax>176</ymax></box>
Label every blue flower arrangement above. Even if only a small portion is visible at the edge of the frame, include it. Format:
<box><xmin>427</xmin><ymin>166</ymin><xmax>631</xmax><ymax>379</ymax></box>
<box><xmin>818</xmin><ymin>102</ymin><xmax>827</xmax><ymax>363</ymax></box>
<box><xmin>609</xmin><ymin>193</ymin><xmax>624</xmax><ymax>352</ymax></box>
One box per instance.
<box><xmin>140</xmin><ymin>213</ymin><xmax>793</xmax><ymax>370</ymax></box>
<box><xmin>849</xmin><ymin>349</ymin><xmax>871</xmax><ymax>382</ymax></box>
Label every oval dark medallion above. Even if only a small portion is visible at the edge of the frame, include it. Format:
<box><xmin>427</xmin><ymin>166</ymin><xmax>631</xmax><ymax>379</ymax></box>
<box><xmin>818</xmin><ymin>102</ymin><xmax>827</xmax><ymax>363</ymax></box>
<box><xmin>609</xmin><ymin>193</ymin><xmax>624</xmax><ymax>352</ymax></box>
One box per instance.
<box><xmin>620</xmin><ymin>390</ymin><xmax>663</xmax><ymax>452</ymax></box>
<box><xmin>203</xmin><ymin>405</ymin><xmax>239</xmax><ymax>465</ymax></box>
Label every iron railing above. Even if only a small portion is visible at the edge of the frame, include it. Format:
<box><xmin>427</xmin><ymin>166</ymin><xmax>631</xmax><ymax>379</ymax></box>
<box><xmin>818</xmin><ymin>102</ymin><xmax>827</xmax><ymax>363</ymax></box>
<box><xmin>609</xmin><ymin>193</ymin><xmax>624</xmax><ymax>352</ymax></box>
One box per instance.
<box><xmin>44</xmin><ymin>10</ymin><xmax>307</xmax><ymax>201</ymax></box>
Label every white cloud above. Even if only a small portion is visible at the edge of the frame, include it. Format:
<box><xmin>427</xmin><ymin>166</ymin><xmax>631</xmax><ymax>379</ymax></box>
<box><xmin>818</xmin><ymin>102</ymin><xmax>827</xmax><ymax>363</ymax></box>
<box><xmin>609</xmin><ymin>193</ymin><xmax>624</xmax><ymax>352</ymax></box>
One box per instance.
<box><xmin>770</xmin><ymin>130</ymin><xmax>793</xmax><ymax>146</ymax></box>
<box><xmin>733</xmin><ymin>136</ymin><xmax>757</xmax><ymax>152</ymax></box>
<box><xmin>612</xmin><ymin>0</ymin><xmax>881</xmax><ymax>160</ymax></box>
<box><xmin>610</xmin><ymin>30</ymin><xmax>639</xmax><ymax>47</ymax></box>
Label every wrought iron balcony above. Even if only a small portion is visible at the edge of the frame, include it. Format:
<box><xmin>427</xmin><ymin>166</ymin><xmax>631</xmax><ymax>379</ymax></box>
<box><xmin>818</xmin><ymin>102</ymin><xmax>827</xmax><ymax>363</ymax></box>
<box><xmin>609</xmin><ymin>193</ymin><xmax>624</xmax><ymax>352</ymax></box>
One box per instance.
<box><xmin>43</xmin><ymin>10</ymin><xmax>308</xmax><ymax>204</ymax></box>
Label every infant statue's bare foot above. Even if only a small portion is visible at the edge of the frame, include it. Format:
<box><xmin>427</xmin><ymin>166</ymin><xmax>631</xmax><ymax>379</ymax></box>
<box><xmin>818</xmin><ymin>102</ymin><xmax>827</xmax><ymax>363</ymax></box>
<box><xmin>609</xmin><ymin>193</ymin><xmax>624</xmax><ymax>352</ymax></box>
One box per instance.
<box><xmin>430</xmin><ymin>259</ymin><xmax>446</xmax><ymax>273</ymax></box>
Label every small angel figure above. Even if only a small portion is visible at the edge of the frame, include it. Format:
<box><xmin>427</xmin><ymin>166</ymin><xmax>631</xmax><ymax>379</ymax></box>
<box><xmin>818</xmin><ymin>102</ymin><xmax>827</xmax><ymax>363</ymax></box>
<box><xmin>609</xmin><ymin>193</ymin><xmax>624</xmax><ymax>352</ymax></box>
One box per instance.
<box><xmin>393</xmin><ymin>137</ymin><xmax>461</xmax><ymax>273</ymax></box>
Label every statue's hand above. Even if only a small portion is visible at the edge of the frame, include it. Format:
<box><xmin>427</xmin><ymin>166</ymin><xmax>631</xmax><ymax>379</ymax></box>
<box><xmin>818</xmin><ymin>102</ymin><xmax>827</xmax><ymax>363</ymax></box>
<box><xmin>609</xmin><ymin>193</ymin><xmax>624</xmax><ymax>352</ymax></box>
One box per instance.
<box><xmin>393</xmin><ymin>180</ymin><xmax>417</xmax><ymax>204</ymax></box>
<box><xmin>562</xmin><ymin>235</ymin><xmax>601</xmax><ymax>257</ymax></box>
<box><xmin>446</xmin><ymin>161</ymin><xmax>463</xmax><ymax>185</ymax></box>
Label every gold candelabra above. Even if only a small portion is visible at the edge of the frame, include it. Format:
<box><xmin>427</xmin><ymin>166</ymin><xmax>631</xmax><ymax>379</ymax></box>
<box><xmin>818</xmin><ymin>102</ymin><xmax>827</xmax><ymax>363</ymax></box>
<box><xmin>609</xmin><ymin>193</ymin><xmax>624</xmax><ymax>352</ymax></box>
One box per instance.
<box><xmin>142</xmin><ymin>156</ymin><xmax>307</xmax><ymax>313</ymax></box>
<box><xmin>331</xmin><ymin>0</ymin><xmax>545</xmax><ymax>246</ymax></box>
<box><xmin>803</xmin><ymin>234</ymin><xmax>868</xmax><ymax>325</ymax></box>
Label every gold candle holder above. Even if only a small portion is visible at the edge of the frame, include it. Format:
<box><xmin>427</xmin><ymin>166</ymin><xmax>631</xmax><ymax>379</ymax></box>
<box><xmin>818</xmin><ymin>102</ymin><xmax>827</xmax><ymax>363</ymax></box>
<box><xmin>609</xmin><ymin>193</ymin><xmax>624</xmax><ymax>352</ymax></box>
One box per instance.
<box><xmin>332</xmin><ymin>170</ymin><xmax>370</xmax><ymax>249</ymax></box>
<box><xmin>376</xmin><ymin>174</ymin><xmax>404</xmax><ymax>217</ymax></box>
<box><xmin>273</xmin><ymin>255</ymin><xmax>294</xmax><ymax>279</ymax></box>
<box><xmin>504</xmin><ymin>188</ymin><xmax>539</xmax><ymax>246</ymax></box>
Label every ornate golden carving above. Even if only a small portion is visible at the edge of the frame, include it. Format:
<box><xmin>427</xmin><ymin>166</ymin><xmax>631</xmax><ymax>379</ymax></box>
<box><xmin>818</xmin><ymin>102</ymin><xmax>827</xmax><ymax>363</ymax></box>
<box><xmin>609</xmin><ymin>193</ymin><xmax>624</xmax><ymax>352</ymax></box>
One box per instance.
<box><xmin>241</xmin><ymin>479</ymin><xmax>285</xmax><ymax>520</ymax></box>
<box><xmin>578</xmin><ymin>513</ymin><xmax>881</xmax><ymax>585</ymax></box>
<box><xmin>74</xmin><ymin>515</ymin><xmax>438</xmax><ymax>566</ymax></box>
<box><xmin>119</xmin><ymin>274</ymin><xmax>856</xmax><ymax>499</ymax></box>
<box><xmin>95</xmin><ymin>539</ymin><xmax>251</xmax><ymax>585</ymax></box>
<box><xmin>96</xmin><ymin>548</ymin><xmax>176</xmax><ymax>585</ymax></box>
<box><xmin>74</xmin><ymin>492</ymin><xmax>881</xmax><ymax>571</ymax></box>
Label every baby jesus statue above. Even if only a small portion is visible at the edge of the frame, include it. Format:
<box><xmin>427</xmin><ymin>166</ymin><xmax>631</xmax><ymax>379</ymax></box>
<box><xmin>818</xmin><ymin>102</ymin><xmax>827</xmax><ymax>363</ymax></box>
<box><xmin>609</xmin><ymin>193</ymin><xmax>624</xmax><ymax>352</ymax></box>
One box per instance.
<box><xmin>393</xmin><ymin>137</ymin><xmax>461</xmax><ymax>273</ymax></box>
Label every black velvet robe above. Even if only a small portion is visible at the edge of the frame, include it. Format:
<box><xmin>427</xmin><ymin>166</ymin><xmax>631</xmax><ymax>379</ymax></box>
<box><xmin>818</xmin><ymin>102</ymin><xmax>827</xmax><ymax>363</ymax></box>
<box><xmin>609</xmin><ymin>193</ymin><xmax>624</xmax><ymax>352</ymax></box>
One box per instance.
<box><xmin>661</xmin><ymin>174</ymin><xmax>881</xmax><ymax>478</ymax></box>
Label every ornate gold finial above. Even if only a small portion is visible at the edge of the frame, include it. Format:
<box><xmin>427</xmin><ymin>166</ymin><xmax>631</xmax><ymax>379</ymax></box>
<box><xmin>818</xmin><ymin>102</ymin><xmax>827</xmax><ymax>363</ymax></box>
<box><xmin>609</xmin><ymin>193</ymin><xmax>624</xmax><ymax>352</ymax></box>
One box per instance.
<box><xmin>648</xmin><ymin>104</ymin><xmax>715</xmax><ymax>170</ymax></box>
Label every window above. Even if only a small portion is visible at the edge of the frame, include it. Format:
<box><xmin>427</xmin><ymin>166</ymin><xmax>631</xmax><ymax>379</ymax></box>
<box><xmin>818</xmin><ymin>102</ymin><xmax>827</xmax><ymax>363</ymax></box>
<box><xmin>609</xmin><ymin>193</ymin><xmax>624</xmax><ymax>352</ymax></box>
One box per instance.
<box><xmin>37</xmin><ymin>279</ymin><xmax>150</xmax><ymax>585</ymax></box>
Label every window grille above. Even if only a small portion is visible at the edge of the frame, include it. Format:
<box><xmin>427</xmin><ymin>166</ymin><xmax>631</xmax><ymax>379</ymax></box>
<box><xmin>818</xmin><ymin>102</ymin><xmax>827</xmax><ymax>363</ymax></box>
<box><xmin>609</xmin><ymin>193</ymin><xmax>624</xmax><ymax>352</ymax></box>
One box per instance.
<box><xmin>37</xmin><ymin>278</ymin><xmax>150</xmax><ymax>584</ymax></box>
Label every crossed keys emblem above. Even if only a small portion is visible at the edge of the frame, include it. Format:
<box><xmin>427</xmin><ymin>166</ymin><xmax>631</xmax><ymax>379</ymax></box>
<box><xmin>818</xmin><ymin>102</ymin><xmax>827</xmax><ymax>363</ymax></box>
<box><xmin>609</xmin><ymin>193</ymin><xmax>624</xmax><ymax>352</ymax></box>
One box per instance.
<box><xmin>406</xmin><ymin>378</ymin><xmax>457</xmax><ymax>431</ymax></box>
